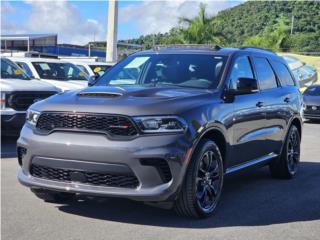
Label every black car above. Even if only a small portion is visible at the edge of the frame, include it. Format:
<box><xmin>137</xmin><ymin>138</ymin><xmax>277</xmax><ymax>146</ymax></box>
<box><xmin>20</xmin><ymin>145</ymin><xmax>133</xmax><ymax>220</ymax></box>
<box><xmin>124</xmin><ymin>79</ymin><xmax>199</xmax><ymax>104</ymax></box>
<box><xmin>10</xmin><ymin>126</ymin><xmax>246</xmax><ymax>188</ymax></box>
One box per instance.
<box><xmin>17</xmin><ymin>46</ymin><xmax>303</xmax><ymax>218</ymax></box>
<box><xmin>303</xmin><ymin>84</ymin><xmax>320</xmax><ymax>121</ymax></box>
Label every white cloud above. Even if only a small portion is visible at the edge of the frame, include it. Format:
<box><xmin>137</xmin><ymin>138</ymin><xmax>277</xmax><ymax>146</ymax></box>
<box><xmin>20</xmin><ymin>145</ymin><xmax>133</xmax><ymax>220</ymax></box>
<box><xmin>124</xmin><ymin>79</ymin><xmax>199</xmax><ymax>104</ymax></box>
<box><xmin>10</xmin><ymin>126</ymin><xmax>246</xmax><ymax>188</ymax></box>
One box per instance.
<box><xmin>1</xmin><ymin>0</ymin><xmax>105</xmax><ymax>45</ymax></box>
<box><xmin>119</xmin><ymin>0</ymin><xmax>243</xmax><ymax>35</ymax></box>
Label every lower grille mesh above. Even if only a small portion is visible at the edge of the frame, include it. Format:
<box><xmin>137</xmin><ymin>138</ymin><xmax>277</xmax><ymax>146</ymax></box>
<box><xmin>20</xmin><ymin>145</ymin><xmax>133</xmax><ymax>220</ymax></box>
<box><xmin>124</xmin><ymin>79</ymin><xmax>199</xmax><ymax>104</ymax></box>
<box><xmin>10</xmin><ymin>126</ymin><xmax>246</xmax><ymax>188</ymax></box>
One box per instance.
<box><xmin>30</xmin><ymin>164</ymin><xmax>139</xmax><ymax>188</ymax></box>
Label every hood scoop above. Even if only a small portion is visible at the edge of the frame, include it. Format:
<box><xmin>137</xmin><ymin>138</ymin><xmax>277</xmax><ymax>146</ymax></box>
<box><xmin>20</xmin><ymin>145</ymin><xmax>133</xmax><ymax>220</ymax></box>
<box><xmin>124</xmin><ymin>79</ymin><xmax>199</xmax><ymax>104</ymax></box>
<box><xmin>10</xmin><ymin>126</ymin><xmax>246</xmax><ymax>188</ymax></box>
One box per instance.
<box><xmin>77</xmin><ymin>92</ymin><xmax>123</xmax><ymax>98</ymax></box>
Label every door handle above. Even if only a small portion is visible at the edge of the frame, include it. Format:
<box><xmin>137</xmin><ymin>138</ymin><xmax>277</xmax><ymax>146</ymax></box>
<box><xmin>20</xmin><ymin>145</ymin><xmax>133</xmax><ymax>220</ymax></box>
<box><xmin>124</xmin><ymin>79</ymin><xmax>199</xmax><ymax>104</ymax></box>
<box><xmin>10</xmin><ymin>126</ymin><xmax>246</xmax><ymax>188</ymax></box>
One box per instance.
<box><xmin>284</xmin><ymin>97</ymin><xmax>291</xmax><ymax>103</ymax></box>
<box><xmin>256</xmin><ymin>101</ymin><xmax>264</xmax><ymax>108</ymax></box>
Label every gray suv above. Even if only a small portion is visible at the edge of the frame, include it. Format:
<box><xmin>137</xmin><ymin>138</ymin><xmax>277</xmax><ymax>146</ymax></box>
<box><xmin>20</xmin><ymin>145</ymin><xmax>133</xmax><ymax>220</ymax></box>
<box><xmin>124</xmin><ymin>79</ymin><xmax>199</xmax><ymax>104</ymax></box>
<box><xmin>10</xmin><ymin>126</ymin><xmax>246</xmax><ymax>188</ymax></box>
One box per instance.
<box><xmin>17</xmin><ymin>46</ymin><xmax>303</xmax><ymax>218</ymax></box>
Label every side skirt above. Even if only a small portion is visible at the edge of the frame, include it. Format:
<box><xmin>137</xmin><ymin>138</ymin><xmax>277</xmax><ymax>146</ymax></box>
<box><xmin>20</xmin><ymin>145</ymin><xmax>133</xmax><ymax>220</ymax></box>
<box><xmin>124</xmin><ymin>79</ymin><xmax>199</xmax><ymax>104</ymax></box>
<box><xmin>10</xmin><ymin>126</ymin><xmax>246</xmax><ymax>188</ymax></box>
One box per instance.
<box><xmin>225</xmin><ymin>153</ymin><xmax>278</xmax><ymax>175</ymax></box>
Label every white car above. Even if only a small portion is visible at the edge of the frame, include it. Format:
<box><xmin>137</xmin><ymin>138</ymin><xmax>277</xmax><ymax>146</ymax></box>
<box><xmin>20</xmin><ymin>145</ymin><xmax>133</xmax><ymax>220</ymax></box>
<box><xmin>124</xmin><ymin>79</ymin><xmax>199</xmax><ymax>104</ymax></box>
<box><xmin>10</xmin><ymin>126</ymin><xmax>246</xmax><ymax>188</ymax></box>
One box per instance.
<box><xmin>1</xmin><ymin>57</ymin><xmax>60</xmax><ymax>136</ymax></box>
<box><xmin>8</xmin><ymin>57</ymin><xmax>88</xmax><ymax>91</ymax></box>
<box><xmin>66</xmin><ymin>61</ymin><xmax>114</xmax><ymax>79</ymax></box>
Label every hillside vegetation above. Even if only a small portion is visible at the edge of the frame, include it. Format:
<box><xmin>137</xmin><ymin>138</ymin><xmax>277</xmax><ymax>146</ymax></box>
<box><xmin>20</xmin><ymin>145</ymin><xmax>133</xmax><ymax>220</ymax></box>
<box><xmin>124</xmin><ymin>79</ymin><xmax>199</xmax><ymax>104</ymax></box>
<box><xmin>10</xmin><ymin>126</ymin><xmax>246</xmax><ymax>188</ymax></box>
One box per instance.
<box><xmin>119</xmin><ymin>1</ymin><xmax>320</xmax><ymax>52</ymax></box>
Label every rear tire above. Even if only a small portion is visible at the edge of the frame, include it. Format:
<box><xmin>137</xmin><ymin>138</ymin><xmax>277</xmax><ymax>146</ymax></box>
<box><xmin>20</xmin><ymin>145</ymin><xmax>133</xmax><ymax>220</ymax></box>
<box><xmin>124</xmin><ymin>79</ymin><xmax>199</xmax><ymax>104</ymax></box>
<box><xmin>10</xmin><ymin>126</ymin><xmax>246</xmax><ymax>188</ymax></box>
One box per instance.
<box><xmin>174</xmin><ymin>139</ymin><xmax>224</xmax><ymax>218</ymax></box>
<box><xmin>269</xmin><ymin>125</ymin><xmax>301</xmax><ymax>179</ymax></box>
<box><xmin>31</xmin><ymin>189</ymin><xmax>75</xmax><ymax>203</ymax></box>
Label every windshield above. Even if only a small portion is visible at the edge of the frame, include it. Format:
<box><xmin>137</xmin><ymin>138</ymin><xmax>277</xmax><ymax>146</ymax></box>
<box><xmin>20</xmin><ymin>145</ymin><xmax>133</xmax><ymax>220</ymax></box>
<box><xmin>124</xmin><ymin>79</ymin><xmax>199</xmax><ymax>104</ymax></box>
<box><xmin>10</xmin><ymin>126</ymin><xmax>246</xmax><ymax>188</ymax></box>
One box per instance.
<box><xmin>1</xmin><ymin>58</ymin><xmax>30</xmax><ymax>80</ymax></box>
<box><xmin>89</xmin><ymin>65</ymin><xmax>112</xmax><ymax>78</ymax></box>
<box><xmin>32</xmin><ymin>62</ymin><xmax>88</xmax><ymax>81</ymax></box>
<box><xmin>95</xmin><ymin>54</ymin><xmax>227</xmax><ymax>89</ymax></box>
<box><xmin>304</xmin><ymin>86</ymin><xmax>320</xmax><ymax>96</ymax></box>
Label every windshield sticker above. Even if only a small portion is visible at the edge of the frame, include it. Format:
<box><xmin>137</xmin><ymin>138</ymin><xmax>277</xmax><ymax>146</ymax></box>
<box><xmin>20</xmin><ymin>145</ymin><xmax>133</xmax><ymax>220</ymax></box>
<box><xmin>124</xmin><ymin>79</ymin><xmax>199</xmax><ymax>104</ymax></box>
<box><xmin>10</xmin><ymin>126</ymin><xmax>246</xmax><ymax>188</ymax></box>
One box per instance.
<box><xmin>124</xmin><ymin>57</ymin><xmax>150</xmax><ymax>69</ymax></box>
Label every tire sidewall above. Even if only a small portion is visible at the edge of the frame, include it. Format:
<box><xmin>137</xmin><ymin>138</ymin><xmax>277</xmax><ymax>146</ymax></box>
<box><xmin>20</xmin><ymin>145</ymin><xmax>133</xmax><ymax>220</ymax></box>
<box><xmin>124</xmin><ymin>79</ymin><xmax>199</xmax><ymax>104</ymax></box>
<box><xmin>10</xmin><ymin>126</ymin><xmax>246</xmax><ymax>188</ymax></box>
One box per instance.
<box><xmin>284</xmin><ymin>125</ymin><xmax>300</xmax><ymax>176</ymax></box>
<box><xmin>191</xmin><ymin>140</ymin><xmax>224</xmax><ymax>217</ymax></box>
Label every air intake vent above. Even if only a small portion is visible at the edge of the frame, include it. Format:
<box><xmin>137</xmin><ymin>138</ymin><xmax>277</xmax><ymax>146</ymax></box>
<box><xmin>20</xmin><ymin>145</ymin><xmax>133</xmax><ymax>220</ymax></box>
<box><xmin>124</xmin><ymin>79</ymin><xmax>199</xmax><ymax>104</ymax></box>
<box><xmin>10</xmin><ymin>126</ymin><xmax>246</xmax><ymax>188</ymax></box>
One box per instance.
<box><xmin>78</xmin><ymin>92</ymin><xmax>122</xmax><ymax>98</ymax></box>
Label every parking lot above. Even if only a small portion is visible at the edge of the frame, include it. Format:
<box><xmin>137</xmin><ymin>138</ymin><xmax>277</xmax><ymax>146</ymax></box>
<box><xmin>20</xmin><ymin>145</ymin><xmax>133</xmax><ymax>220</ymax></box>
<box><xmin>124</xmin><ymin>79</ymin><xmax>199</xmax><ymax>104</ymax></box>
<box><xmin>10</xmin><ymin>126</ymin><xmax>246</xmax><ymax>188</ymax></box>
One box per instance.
<box><xmin>1</xmin><ymin>121</ymin><xmax>320</xmax><ymax>240</ymax></box>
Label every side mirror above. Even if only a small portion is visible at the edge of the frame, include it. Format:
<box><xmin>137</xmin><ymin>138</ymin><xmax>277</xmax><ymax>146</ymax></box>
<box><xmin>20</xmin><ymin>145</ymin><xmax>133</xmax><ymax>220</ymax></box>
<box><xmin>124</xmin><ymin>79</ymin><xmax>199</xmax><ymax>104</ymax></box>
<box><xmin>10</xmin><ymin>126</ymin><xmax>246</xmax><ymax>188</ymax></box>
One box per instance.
<box><xmin>88</xmin><ymin>75</ymin><xmax>98</xmax><ymax>87</ymax></box>
<box><xmin>234</xmin><ymin>77</ymin><xmax>259</xmax><ymax>95</ymax></box>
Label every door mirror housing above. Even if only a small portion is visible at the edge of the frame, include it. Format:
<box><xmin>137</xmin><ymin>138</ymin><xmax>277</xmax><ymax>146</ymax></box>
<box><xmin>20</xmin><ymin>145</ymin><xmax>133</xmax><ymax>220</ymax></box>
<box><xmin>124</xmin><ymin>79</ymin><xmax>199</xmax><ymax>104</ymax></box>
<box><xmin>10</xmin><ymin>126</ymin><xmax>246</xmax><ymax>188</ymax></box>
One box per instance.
<box><xmin>233</xmin><ymin>77</ymin><xmax>259</xmax><ymax>95</ymax></box>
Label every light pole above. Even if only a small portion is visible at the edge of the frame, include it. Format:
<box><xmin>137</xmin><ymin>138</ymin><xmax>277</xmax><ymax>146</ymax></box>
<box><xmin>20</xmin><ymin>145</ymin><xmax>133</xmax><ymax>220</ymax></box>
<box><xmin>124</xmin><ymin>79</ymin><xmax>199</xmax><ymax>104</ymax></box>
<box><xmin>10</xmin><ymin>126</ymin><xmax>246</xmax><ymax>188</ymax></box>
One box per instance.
<box><xmin>291</xmin><ymin>15</ymin><xmax>294</xmax><ymax>35</ymax></box>
<box><xmin>106</xmin><ymin>0</ymin><xmax>118</xmax><ymax>63</ymax></box>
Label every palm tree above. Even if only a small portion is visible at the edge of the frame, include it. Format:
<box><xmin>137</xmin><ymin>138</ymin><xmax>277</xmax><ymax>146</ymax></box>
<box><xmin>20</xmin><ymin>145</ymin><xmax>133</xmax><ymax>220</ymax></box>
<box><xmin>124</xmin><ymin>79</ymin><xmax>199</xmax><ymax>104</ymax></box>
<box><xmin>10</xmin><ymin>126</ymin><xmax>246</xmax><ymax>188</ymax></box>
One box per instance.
<box><xmin>178</xmin><ymin>3</ymin><xmax>226</xmax><ymax>45</ymax></box>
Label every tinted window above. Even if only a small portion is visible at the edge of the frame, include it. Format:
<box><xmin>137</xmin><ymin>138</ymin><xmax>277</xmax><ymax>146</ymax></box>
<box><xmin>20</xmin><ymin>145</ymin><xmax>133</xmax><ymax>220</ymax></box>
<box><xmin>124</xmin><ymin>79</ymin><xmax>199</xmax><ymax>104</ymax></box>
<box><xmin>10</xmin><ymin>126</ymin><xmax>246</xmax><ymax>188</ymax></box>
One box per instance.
<box><xmin>76</xmin><ymin>65</ymin><xmax>90</xmax><ymax>75</ymax></box>
<box><xmin>89</xmin><ymin>65</ymin><xmax>112</xmax><ymax>77</ymax></box>
<box><xmin>253</xmin><ymin>57</ymin><xmax>278</xmax><ymax>90</ymax></box>
<box><xmin>229</xmin><ymin>56</ymin><xmax>254</xmax><ymax>90</ymax></box>
<box><xmin>32</xmin><ymin>62</ymin><xmax>88</xmax><ymax>81</ymax></box>
<box><xmin>270</xmin><ymin>61</ymin><xmax>295</xmax><ymax>86</ymax></box>
<box><xmin>304</xmin><ymin>85</ymin><xmax>320</xmax><ymax>96</ymax></box>
<box><xmin>96</xmin><ymin>54</ymin><xmax>227</xmax><ymax>89</ymax></box>
<box><xmin>0</xmin><ymin>58</ymin><xmax>30</xmax><ymax>80</ymax></box>
<box><xmin>16</xmin><ymin>62</ymin><xmax>34</xmax><ymax>77</ymax></box>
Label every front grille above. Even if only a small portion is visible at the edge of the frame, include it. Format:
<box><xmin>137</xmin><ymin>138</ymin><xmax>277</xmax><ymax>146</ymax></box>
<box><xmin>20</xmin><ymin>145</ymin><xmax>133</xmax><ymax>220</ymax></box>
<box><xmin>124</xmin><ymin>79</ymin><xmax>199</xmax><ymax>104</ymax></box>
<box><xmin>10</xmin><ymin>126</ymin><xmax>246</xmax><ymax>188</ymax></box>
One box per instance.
<box><xmin>30</xmin><ymin>164</ymin><xmax>139</xmax><ymax>188</ymax></box>
<box><xmin>7</xmin><ymin>92</ymin><xmax>56</xmax><ymax>111</ymax></box>
<box><xmin>36</xmin><ymin>112</ymin><xmax>138</xmax><ymax>137</ymax></box>
<box><xmin>304</xmin><ymin>105</ymin><xmax>320</xmax><ymax>115</ymax></box>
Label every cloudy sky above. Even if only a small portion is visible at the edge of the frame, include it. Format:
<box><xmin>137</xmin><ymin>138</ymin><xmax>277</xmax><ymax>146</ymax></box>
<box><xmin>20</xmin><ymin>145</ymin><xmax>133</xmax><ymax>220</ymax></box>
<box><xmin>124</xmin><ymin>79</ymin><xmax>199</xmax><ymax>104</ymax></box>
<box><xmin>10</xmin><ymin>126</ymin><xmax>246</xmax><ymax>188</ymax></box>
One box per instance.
<box><xmin>2</xmin><ymin>0</ymin><xmax>243</xmax><ymax>45</ymax></box>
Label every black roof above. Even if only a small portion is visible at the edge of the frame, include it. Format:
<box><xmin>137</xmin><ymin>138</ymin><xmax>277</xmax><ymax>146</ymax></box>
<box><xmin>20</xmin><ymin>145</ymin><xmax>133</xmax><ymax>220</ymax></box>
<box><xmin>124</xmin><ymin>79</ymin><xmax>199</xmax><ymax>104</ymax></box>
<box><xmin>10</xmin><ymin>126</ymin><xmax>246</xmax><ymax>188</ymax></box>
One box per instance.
<box><xmin>134</xmin><ymin>45</ymin><xmax>278</xmax><ymax>57</ymax></box>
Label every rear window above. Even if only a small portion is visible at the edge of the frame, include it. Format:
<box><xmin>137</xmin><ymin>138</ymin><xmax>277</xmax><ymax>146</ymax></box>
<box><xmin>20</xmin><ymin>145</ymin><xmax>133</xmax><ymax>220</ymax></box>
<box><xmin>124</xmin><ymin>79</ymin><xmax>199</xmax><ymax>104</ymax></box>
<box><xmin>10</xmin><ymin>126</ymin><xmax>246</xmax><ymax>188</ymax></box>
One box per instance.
<box><xmin>270</xmin><ymin>60</ymin><xmax>295</xmax><ymax>86</ymax></box>
<box><xmin>252</xmin><ymin>57</ymin><xmax>278</xmax><ymax>90</ymax></box>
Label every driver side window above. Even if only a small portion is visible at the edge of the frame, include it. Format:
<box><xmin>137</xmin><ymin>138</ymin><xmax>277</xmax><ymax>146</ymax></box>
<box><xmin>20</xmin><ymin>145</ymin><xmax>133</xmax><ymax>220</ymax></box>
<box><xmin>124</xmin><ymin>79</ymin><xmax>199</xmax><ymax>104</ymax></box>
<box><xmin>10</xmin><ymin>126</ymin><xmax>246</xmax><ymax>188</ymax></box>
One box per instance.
<box><xmin>229</xmin><ymin>56</ymin><xmax>254</xmax><ymax>90</ymax></box>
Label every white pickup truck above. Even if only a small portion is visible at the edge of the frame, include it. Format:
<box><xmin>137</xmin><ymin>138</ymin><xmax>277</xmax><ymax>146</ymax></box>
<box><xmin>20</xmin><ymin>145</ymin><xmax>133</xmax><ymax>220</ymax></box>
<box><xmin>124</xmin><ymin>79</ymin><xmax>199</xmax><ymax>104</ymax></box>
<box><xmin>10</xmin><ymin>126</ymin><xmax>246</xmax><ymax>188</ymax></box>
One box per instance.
<box><xmin>1</xmin><ymin>57</ymin><xmax>60</xmax><ymax>136</ymax></box>
<box><xmin>8</xmin><ymin>57</ymin><xmax>88</xmax><ymax>92</ymax></box>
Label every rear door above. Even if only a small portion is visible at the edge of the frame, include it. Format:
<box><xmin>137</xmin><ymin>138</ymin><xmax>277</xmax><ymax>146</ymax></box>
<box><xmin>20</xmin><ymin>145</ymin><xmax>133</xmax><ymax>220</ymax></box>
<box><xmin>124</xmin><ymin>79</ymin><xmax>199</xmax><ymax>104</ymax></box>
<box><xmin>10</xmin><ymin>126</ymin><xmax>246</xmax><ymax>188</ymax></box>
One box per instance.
<box><xmin>251</xmin><ymin>57</ymin><xmax>289</xmax><ymax>155</ymax></box>
<box><xmin>229</xmin><ymin>55</ymin><xmax>267</xmax><ymax>166</ymax></box>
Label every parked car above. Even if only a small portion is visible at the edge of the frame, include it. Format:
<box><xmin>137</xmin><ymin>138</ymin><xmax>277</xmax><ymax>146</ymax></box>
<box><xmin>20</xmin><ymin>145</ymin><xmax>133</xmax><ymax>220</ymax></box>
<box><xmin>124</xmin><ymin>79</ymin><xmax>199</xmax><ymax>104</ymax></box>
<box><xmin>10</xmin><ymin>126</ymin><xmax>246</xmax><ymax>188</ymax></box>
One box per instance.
<box><xmin>303</xmin><ymin>84</ymin><xmax>320</xmax><ymax>121</ymax></box>
<box><xmin>66</xmin><ymin>61</ymin><xmax>114</xmax><ymax>79</ymax></box>
<box><xmin>17</xmin><ymin>46</ymin><xmax>303</xmax><ymax>218</ymax></box>
<box><xmin>8</xmin><ymin>57</ymin><xmax>89</xmax><ymax>92</ymax></box>
<box><xmin>283</xmin><ymin>55</ymin><xmax>318</xmax><ymax>88</ymax></box>
<box><xmin>1</xmin><ymin>57</ymin><xmax>59</xmax><ymax>136</ymax></box>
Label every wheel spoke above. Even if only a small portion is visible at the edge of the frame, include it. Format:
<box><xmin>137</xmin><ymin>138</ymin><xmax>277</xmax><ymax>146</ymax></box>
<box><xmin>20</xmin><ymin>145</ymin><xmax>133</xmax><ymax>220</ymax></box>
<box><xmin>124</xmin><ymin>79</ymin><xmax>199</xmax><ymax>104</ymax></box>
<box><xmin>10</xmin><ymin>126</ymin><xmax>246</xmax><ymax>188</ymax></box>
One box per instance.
<box><xmin>208</xmin><ymin>184</ymin><xmax>218</xmax><ymax>197</ymax></box>
<box><xmin>196</xmin><ymin>186</ymin><xmax>206</xmax><ymax>200</ymax></box>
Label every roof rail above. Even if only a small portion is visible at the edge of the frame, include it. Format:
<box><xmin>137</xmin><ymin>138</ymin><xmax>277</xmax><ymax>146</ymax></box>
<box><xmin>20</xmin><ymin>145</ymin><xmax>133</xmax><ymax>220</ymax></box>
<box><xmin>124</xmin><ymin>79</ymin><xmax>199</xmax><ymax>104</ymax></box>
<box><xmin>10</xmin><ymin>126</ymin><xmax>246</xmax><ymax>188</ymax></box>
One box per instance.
<box><xmin>239</xmin><ymin>46</ymin><xmax>276</xmax><ymax>55</ymax></box>
<box><xmin>153</xmin><ymin>44</ymin><xmax>221</xmax><ymax>51</ymax></box>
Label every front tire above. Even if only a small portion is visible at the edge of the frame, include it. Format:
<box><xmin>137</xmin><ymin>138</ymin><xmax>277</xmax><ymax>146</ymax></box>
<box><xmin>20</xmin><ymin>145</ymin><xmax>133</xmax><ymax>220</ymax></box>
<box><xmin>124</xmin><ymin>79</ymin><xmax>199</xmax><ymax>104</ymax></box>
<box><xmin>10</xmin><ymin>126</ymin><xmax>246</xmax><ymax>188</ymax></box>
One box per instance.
<box><xmin>31</xmin><ymin>189</ymin><xmax>75</xmax><ymax>203</ymax></box>
<box><xmin>270</xmin><ymin>125</ymin><xmax>301</xmax><ymax>179</ymax></box>
<box><xmin>174</xmin><ymin>139</ymin><xmax>224</xmax><ymax>218</ymax></box>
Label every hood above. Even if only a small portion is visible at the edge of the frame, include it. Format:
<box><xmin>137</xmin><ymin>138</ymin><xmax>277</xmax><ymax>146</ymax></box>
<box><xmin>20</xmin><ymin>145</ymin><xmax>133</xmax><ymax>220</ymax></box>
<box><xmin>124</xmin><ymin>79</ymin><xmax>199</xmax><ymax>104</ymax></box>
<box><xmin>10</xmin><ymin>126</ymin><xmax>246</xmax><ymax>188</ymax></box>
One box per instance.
<box><xmin>41</xmin><ymin>79</ymin><xmax>87</xmax><ymax>91</ymax></box>
<box><xmin>303</xmin><ymin>95</ymin><xmax>320</xmax><ymax>106</ymax></box>
<box><xmin>32</xmin><ymin>85</ymin><xmax>215</xmax><ymax>116</ymax></box>
<box><xmin>1</xmin><ymin>78</ymin><xmax>60</xmax><ymax>92</ymax></box>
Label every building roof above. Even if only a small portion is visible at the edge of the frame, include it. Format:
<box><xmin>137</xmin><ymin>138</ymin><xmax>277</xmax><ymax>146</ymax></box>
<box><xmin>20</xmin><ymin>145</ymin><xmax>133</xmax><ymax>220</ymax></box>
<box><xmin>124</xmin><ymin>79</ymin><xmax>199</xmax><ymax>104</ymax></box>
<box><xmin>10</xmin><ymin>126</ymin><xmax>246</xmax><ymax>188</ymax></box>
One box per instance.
<box><xmin>0</xmin><ymin>34</ymin><xmax>57</xmax><ymax>40</ymax></box>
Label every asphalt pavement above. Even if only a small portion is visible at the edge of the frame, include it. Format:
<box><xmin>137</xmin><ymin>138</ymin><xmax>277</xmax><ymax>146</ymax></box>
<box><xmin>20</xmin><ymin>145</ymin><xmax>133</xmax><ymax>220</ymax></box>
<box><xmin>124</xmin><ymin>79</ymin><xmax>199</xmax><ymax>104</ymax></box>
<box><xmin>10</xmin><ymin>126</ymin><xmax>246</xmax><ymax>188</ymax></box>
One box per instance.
<box><xmin>2</xmin><ymin>121</ymin><xmax>320</xmax><ymax>240</ymax></box>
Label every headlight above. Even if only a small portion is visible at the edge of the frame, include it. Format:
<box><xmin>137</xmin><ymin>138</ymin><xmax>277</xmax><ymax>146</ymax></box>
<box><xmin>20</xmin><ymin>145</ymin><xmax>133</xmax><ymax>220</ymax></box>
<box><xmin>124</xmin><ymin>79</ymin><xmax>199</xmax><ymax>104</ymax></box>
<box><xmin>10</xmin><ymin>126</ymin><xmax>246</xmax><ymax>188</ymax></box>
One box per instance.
<box><xmin>133</xmin><ymin>116</ymin><xmax>187</xmax><ymax>133</ymax></box>
<box><xmin>302</xmin><ymin>103</ymin><xmax>306</xmax><ymax>110</ymax></box>
<box><xmin>26</xmin><ymin>109</ymin><xmax>41</xmax><ymax>126</ymax></box>
<box><xmin>0</xmin><ymin>92</ymin><xmax>6</xmax><ymax>110</ymax></box>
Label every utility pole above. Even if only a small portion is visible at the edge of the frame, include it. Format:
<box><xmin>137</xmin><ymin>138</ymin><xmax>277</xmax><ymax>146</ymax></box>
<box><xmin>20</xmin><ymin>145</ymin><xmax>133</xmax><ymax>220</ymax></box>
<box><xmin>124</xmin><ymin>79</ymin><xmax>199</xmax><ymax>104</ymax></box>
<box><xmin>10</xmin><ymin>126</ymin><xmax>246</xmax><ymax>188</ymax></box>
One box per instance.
<box><xmin>291</xmin><ymin>15</ymin><xmax>294</xmax><ymax>35</ymax></box>
<box><xmin>106</xmin><ymin>0</ymin><xmax>118</xmax><ymax>63</ymax></box>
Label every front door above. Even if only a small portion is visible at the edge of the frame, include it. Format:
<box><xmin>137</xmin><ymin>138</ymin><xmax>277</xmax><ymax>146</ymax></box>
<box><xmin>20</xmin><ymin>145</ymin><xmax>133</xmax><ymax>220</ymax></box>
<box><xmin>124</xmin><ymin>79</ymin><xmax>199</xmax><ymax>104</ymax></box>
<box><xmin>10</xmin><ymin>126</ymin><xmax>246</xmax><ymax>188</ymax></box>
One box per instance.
<box><xmin>228</xmin><ymin>55</ymin><xmax>268</xmax><ymax>167</ymax></box>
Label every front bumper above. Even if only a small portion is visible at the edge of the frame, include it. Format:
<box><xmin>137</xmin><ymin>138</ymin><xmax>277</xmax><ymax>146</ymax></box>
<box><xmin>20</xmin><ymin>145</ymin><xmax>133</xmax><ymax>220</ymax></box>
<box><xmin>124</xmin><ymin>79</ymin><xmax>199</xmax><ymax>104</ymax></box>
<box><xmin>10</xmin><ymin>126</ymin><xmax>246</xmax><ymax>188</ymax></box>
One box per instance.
<box><xmin>17</xmin><ymin>125</ymin><xmax>192</xmax><ymax>201</ymax></box>
<box><xmin>1</xmin><ymin>110</ymin><xmax>26</xmax><ymax>136</ymax></box>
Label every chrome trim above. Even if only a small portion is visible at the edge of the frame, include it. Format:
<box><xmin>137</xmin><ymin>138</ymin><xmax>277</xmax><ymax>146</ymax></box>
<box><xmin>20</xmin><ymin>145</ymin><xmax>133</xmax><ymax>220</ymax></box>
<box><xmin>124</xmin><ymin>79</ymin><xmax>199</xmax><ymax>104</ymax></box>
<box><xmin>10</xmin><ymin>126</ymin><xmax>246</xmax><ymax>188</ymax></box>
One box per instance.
<box><xmin>226</xmin><ymin>153</ymin><xmax>278</xmax><ymax>174</ymax></box>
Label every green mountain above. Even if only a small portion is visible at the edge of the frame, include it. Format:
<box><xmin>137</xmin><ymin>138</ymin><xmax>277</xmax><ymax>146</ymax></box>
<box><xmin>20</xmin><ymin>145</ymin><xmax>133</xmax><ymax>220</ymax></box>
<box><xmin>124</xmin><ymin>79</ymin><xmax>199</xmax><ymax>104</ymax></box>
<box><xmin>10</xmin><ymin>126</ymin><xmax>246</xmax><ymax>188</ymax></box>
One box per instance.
<box><xmin>122</xmin><ymin>1</ymin><xmax>320</xmax><ymax>52</ymax></box>
<box><xmin>214</xmin><ymin>1</ymin><xmax>320</xmax><ymax>47</ymax></box>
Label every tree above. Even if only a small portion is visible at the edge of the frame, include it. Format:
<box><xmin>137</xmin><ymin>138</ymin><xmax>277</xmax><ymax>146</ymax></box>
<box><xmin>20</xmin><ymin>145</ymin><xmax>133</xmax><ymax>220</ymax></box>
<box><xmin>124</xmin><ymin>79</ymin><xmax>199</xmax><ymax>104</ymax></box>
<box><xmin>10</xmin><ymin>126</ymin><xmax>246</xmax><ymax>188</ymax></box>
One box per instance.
<box><xmin>178</xmin><ymin>3</ymin><xmax>226</xmax><ymax>45</ymax></box>
<box><xmin>243</xmin><ymin>15</ymin><xmax>290</xmax><ymax>51</ymax></box>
